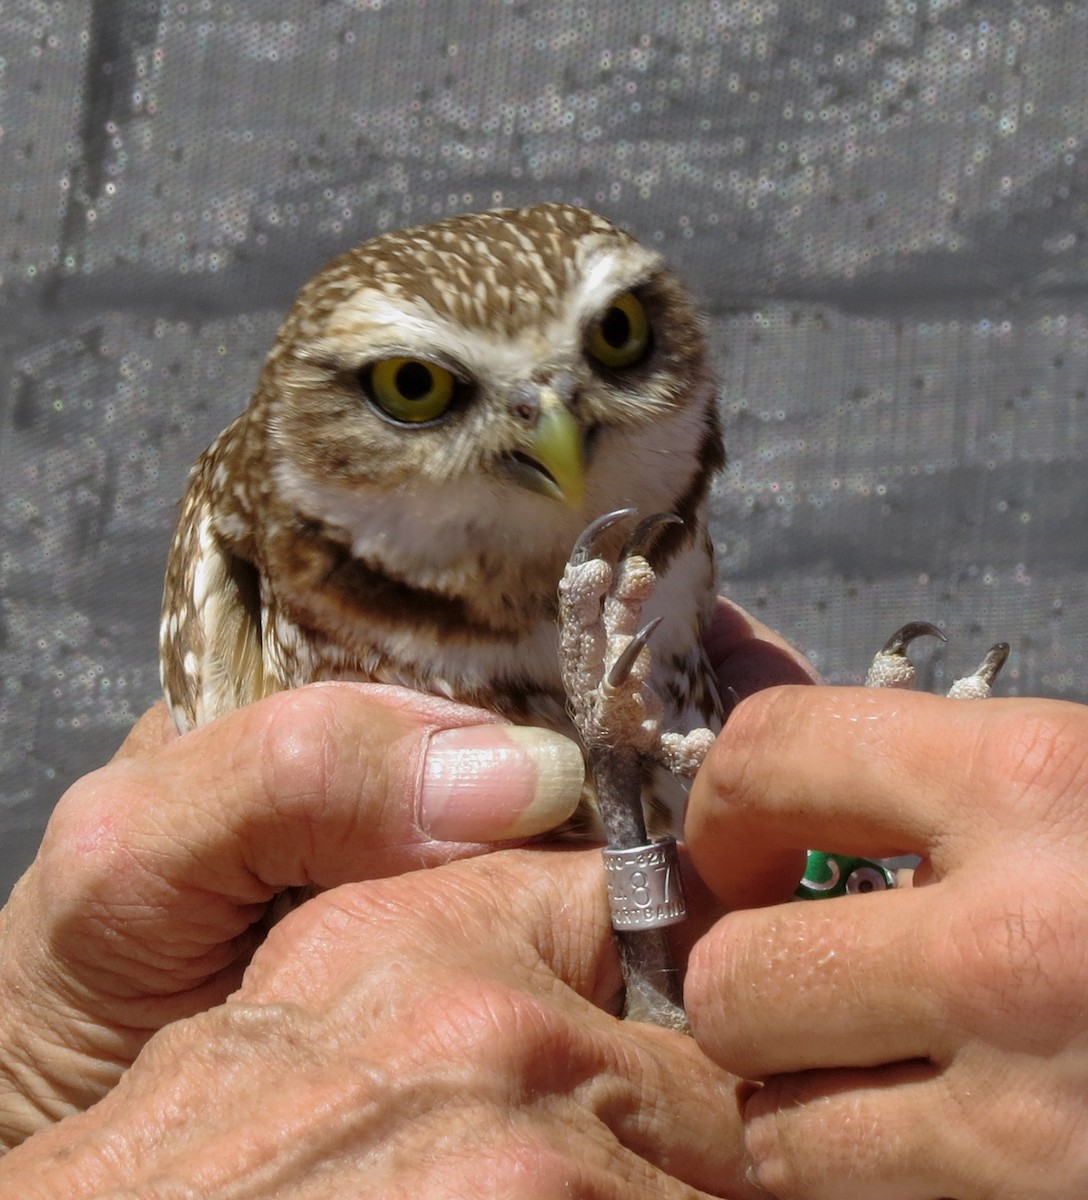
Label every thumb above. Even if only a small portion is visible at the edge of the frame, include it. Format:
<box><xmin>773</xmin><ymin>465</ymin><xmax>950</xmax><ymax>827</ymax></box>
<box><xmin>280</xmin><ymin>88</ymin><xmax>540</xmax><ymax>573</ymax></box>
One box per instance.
<box><xmin>31</xmin><ymin>683</ymin><xmax>584</xmax><ymax>1001</ymax></box>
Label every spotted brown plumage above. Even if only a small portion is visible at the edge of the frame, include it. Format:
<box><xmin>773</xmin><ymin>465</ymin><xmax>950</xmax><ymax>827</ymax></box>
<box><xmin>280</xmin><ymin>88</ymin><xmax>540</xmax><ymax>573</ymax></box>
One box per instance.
<box><xmin>160</xmin><ymin>203</ymin><xmax>725</xmax><ymax>835</ymax></box>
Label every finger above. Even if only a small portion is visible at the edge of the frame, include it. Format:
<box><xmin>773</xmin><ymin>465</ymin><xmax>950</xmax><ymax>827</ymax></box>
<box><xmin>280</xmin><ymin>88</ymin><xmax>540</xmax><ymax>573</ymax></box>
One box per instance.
<box><xmin>96</xmin><ymin>683</ymin><xmax>584</xmax><ymax>889</ymax></box>
<box><xmin>686</xmin><ymin>886</ymin><xmax>948</xmax><ymax>1079</ymax></box>
<box><xmin>742</xmin><ymin>1061</ymin><xmax>988</xmax><ymax>1200</ymax></box>
<box><xmin>243</xmin><ymin>847</ymin><xmax>759</xmax><ymax>1198</ymax></box>
<box><xmin>34</xmin><ymin>683</ymin><xmax>585</xmax><ymax>1011</ymax></box>
<box><xmin>592</xmin><ymin>1026</ymin><xmax>761</xmax><ymax>1198</ymax></box>
<box><xmin>487</xmin><ymin>850</ymin><xmax>756</xmax><ymax>1197</ymax></box>
<box><xmin>705</xmin><ymin>597</ymin><xmax>820</xmax><ymax>699</ymax></box>
<box><xmin>391</xmin><ymin>1131</ymin><xmax>754</xmax><ymax>1200</ymax></box>
<box><xmin>686</xmin><ymin>685</ymin><xmax>1060</xmax><ymax>908</ymax></box>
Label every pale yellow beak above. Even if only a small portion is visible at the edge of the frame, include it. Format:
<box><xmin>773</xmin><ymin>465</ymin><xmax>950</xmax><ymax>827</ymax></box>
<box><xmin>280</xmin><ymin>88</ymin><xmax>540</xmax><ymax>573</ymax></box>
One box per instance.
<box><xmin>508</xmin><ymin>390</ymin><xmax>586</xmax><ymax>509</ymax></box>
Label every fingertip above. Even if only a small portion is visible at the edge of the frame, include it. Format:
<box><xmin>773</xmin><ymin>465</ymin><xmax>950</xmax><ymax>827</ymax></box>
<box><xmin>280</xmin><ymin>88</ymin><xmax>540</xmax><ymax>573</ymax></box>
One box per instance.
<box><xmin>686</xmin><ymin>688</ymin><xmax>810</xmax><ymax>907</ymax></box>
<box><xmin>421</xmin><ymin>725</ymin><xmax>585</xmax><ymax>841</ymax></box>
<box><xmin>706</xmin><ymin>597</ymin><xmax>821</xmax><ymax>696</ymax></box>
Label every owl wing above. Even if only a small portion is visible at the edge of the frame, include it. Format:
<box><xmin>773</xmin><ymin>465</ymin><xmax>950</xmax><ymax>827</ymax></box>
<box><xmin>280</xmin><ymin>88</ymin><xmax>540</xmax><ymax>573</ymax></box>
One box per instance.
<box><xmin>160</xmin><ymin>467</ymin><xmax>269</xmax><ymax>733</ymax></box>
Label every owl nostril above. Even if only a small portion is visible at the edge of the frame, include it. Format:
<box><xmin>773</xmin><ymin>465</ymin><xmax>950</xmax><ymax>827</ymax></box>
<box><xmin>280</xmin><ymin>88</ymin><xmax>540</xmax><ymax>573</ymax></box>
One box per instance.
<box><xmin>507</xmin><ymin>383</ymin><xmax>541</xmax><ymax>425</ymax></box>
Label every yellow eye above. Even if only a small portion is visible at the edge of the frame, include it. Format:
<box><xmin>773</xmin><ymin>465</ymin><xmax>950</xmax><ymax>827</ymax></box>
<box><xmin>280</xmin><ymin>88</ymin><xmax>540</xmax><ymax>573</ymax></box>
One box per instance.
<box><xmin>368</xmin><ymin>357</ymin><xmax>456</xmax><ymax>424</ymax></box>
<box><xmin>586</xmin><ymin>291</ymin><xmax>652</xmax><ymax>369</ymax></box>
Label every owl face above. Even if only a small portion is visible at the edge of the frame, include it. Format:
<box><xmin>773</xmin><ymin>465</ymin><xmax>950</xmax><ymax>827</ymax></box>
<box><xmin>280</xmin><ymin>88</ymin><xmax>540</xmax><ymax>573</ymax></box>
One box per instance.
<box><xmin>250</xmin><ymin>204</ymin><xmax>720</xmax><ymax>586</ymax></box>
<box><xmin>162</xmin><ymin>203</ymin><xmax>726</xmax><ymax>734</ymax></box>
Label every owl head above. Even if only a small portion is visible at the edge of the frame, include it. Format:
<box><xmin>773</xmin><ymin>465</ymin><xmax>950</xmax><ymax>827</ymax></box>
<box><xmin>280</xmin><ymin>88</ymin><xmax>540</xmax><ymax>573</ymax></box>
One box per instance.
<box><xmin>245</xmin><ymin>203</ymin><xmax>723</xmax><ymax>594</ymax></box>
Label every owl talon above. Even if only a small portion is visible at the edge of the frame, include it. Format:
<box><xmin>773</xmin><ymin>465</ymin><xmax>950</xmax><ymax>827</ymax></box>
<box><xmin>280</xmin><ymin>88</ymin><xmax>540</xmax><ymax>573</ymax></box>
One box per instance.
<box><xmin>866</xmin><ymin>622</ymin><xmax>1010</xmax><ymax>698</ymax></box>
<box><xmin>607</xmin><ymin>616</ymin><xmax>663</xmax><ymax>688</ymax></box>
<box><xmin>978</xmin><ymin>641</ymin><xmax>1011</xmax><ymax>683</ymax></box>
<box><xmin>559</xmin><ymin>516</ymin><xmax>667</xmax><ymax>761</ymax></box>
<box><xmin>570</xmin><ymin>507</ymin><xmax>636</xmax><ymax>566</ymax></box>
<box><xmin>947</xmin><ymin>641</ymin><xmax>1010</xmax><ymax>699</ymax></box>
<box><xmin>865</xmin><ymin>620</ymin><xmax>946</xmax><ymax>690</ymax></box>
<box><xmin>560</xmin><ymin>509</ymin><xmax>716</xmax><ymax>778</ymax></box>
<box><xmin>880</xmin><ymin>620</ymin><xmax>947</xmax><ymax>657</ymax></box>
<box><xmin>620</xmin><ymin>511</ymin><xmax>684</xmax><ymax>561</ymax></box>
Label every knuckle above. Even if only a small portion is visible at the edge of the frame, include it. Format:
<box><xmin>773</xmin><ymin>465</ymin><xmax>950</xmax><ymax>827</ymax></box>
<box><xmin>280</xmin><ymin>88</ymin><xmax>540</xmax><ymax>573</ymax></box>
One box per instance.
<box><xmin>745</xmin><ymin>1079</ymin><xmax>910</xmax><ymax>1200</ymax></box>
<box><xmin>963</xmin><ymin>1071</ymin><xmax>1088</xmax><ymax>1190</ymax></box>
<box><xmin>413</xmin><ymin>974</ymin><xmax>577</xmax><ymax>1079</ymax></box>
<box><xmin>742</xmin><ymin>1086</ymin><xmax>802</xmax><ymax>1199</ymax></box>
<box><xmin>473</xmin><ymin>1136</ymin><xmax>588</xmax><ymax>1198</ymax></box>
<box><xmin>36</xmin><ymin>765</ymin><xmax>145</xmax><ymax>897</ymax></box>
<box><xmin>937</xmin><ymin>880</ymin><xmax>1088</xmax><ymax>1038</ymax></box>
<box><xmin>986</xmin><ymin>701</ymin><xmax>1088</xmax><ymax>826</ymax></box>
<box><xmin>686</xmin><ymin>920</ymin><xmax>742</xmax><ymax>1053</ymax></box>
<box><xmin>706</xmin><ymin>685</ymin><xmax>801</xmax><ymax>807</ymax></box>
<box><xmin>253</xmin><ymin>686</ymin><xmax>344</xmax><ymax>817</ymax></box>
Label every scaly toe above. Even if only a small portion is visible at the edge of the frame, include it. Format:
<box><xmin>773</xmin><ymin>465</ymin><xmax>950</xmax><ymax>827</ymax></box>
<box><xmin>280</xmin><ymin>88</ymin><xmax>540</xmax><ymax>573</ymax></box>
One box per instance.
<box><xmin>865</xmin><ymin>620</ymin><xmax>946</xmax><ymax>689</ymax></box>
<box><xmin>947</xmin><ymin>641</ymin><xmax>1010</xmax><ymax>699</ymax></box>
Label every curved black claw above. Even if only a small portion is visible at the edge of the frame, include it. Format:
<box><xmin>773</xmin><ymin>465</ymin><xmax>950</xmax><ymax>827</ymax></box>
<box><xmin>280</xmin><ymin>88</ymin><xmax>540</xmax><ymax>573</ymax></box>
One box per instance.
<box><xmin>620</xmin><ymin>512</ymin><xmax>684</xmax><ymax>562</ymax></box>
<box><xmin>607</xmin><ymin>616</ymin><xmax>664</xmax><ymax>688</ymax></box>
<box><xmin>975</xmin><ymin>641</ymin><xmax>1011</xmax><ymax>686</ymax></box>
<box><xmin>570</xmin><ymin>507</ymin><xmax>637</xmax><ymax>566</ymax></box>
<box><xmin>880</xmin><ymin>621</ymin><xmax>947</xmax><ymax>656</ymax></box>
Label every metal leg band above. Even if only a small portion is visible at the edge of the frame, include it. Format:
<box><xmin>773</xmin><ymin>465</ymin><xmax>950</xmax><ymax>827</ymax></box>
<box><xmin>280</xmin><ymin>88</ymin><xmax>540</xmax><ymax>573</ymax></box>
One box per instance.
<box><xmin>602</xmin><ymin>837</ymin><xmax>687</xmax><ymax>930</ymax></box>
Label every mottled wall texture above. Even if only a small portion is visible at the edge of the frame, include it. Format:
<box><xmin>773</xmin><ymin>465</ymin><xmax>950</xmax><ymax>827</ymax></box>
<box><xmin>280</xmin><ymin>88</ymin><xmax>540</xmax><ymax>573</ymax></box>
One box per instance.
<box><xmin>3</xmin><ymin>2</ymin><xmax>1087</xmax><ymax>895</ymax></box>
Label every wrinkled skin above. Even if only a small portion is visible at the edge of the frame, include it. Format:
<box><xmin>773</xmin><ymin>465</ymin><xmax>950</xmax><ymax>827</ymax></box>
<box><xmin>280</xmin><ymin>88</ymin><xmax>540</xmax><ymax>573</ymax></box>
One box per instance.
<box><xmin>0</xmin><ymin>599</ymin><xmax>806</xmax><ymax>1196</ymax></box>
<box><xmin>1</xmin><ymin>847</ymin><xmax>763</xmax><ymax>1199</ymax></box>
<box><xmin>686</xmin><ymin>684</ymin><xmax>1088</xmax><ymax>1200</ymax></box>
<box><xmin>0</xmin><ymin>683</ymin><xmax>590</xmax><ymax>1147</ymax></box>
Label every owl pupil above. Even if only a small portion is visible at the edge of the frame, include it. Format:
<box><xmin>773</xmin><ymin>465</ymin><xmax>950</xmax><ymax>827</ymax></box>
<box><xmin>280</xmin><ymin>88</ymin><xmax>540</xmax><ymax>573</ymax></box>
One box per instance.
<box><xmin>600</xmin><ymin>306</ymin><xmax>631</xmax><ymax>348</ymax></box>
<box><xmin>395</xmin><ymin>361</ymin><xmax>433</xmax><ymax>400</ymax></box>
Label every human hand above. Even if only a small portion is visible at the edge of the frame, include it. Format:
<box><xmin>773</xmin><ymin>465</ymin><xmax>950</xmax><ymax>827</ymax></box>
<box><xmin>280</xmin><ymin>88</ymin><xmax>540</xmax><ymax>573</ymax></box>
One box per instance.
<box><xmin>0</xmin><ymin>594</ymin><xmax>809</xmax><ymax>1153</ymax></box>
<box><xmin>0</xmin><ymin>847</ymin><xmax>759</xmax><ymax>1199</ymax></box>
<box><xmin>684</xmin><ymin>684</ymin><xmax>1088</xmax><ymax>1199</ymax></box>
<box><xmin>0</xmin><ymin>683</ymin><xmax>585</xmax><ymax>1148</ymax></box>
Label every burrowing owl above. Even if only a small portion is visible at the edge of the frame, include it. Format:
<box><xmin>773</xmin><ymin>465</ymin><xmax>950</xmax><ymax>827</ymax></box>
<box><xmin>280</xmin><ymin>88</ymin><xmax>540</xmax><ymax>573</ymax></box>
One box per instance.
<box><xmin>160</xmin><ymin>203</ymin><xmax>724</xmax><ymax>832</ymax></box>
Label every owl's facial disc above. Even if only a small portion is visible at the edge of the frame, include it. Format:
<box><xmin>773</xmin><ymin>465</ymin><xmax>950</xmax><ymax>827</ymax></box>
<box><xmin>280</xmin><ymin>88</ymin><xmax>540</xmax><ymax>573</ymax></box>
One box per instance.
<box><xmin>503</xmin><ymin>385</ymin><xmax>586</xmax><ymax>509</ymax></box>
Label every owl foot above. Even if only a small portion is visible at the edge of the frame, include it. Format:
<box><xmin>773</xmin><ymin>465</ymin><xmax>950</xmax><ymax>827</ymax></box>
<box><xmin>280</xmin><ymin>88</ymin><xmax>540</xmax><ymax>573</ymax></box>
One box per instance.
<box><xmin>559</xmin><ymin>509</ymin><xmax>715</xmax><ymax>805</ymax></box>
<box><xmin>799</xmin><ymin>624</ymin><xmax>1011</xmax><ymax>903</ymax></box>
<box><xmin>866</xmin><ymin>621</ymin><xmax>1010</xmax><ymax>699</ymax></box>
<box><xmin>558</xmin><ymin>508</ymin><xmax>711</xmax><ymax>1031</ymax></box>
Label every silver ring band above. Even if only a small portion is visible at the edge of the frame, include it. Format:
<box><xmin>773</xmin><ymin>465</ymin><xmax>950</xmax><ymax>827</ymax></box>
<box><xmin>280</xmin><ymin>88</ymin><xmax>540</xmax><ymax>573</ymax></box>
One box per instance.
<box><xmin>602</xmin><ymin>837</ymin><xmax>687</xmax><ymax>930</ymax></box>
